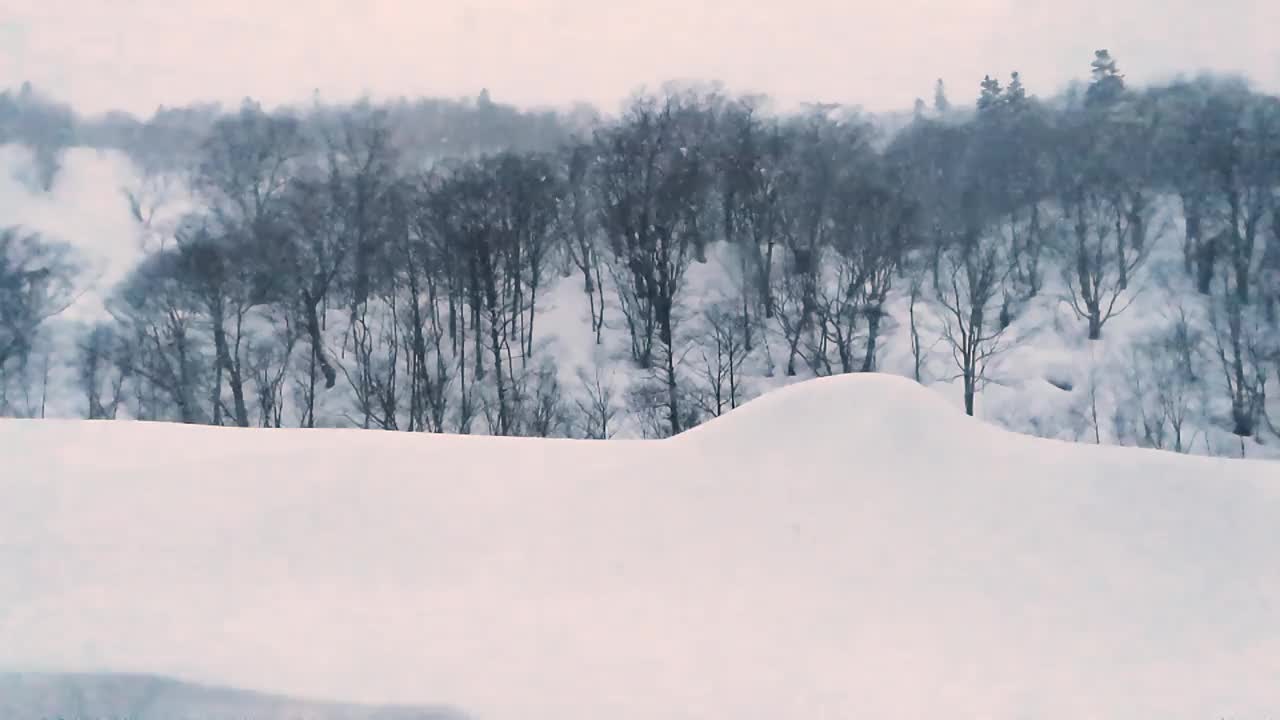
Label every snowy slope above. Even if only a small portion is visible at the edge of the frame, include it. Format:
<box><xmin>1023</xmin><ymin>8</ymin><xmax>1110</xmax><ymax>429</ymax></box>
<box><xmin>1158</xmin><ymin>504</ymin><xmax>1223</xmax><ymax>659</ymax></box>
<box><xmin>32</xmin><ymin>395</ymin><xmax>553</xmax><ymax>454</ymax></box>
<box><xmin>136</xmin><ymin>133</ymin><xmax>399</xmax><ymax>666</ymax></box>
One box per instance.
<box><xmin>5</xmin><ymin>143</ymin><xmax>1276</xmax><ymax>459</ymax></box>
<box><xmin>3</xmin><ymin>374</ymin><xmax>1278</xmax><ymax>720</ymax></box>
<box><xmin>0</xmin><ymin>672</ymin><xmax>464</xmax><ymax>720</ymax></box>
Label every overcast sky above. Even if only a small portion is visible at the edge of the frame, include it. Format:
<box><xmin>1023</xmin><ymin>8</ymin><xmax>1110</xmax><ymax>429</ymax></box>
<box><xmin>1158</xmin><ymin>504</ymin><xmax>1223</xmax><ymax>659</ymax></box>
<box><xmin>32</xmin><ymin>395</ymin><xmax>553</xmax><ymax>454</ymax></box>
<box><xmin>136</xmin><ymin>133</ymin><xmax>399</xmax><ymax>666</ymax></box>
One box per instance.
<box><xmin>2</xmin><ymin>0</ymin><xmax>1278</xmax><ymax>117</ymax></box>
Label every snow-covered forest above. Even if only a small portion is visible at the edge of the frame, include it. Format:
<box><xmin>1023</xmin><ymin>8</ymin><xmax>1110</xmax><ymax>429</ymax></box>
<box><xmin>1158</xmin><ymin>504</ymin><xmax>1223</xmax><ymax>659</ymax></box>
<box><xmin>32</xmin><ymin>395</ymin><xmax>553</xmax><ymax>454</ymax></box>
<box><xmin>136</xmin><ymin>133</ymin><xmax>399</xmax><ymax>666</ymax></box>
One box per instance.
<box><xmin>3</xmin><ymin>50</ymin><xmax>1280</xmax><ymax>458</ymax></box>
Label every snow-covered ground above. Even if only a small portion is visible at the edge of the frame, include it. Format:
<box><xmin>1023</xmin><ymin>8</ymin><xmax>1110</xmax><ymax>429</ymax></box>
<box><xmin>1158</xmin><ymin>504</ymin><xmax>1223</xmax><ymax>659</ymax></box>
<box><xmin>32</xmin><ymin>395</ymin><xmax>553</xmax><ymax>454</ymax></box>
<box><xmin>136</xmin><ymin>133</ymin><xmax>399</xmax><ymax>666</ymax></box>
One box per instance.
<box><xmin>3</xmin><ymin>373</ymin><xmax>1278</xmax><ymax>719</ymax></box>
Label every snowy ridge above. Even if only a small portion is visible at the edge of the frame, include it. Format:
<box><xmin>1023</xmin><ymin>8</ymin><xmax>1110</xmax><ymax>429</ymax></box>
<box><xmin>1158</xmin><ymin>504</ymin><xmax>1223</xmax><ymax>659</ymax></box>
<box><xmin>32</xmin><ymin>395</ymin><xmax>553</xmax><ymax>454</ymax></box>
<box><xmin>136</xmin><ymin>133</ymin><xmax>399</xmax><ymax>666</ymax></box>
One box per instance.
<box><xmin>675</xmin><ymin>372</ymin><xmax>976</xmax><ymax>448</ymax></box>
<box><xmin>3</xmin><ymin>373</ymin><xmax>1278</xmax><ymax>720</ymax></box>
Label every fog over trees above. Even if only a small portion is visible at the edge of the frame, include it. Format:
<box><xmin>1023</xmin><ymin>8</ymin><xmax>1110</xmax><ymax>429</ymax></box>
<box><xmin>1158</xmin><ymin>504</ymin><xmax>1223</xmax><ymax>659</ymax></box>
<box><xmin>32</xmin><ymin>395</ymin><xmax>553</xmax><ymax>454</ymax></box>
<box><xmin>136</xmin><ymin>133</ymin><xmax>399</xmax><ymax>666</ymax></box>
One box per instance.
<box><xmin>2</xmin><ymin>50</ymin><xmax>1279</xmax><ymax>453</ymax></box>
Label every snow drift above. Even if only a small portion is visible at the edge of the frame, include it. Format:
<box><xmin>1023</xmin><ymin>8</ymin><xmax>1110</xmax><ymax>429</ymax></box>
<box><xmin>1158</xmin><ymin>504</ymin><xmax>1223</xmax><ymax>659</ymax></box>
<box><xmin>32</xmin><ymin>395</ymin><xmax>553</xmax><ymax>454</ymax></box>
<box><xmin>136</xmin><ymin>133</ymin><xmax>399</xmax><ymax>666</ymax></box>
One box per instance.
<box><xmin>2</xmin><ymin>374</ymin><xmax>1278</xmax><ymax>720</ymax></box>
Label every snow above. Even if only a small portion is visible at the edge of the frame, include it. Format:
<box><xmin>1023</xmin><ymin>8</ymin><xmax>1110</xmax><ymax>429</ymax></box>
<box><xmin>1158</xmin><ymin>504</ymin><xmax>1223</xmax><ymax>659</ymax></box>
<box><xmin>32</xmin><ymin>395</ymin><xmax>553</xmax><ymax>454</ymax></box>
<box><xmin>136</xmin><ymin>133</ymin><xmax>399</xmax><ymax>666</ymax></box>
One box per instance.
<box><xmin>3</xmin><ymin>373</ymin><xmax>1279</xmax><ymax>720</ymax></box>
<box><xmin>0</xmin><ymin>143</ymin><xmax>151</xmax><ymax>321</ymax></box>
<box><xmin>3</xmin><ymin>140</ymin><xmax>1276</xmax><ymax>458</ymax></box>
<box><xmin>0</xmin><ymin>672</ymin><xmax>462</xmax><ymax>720</ymax></box>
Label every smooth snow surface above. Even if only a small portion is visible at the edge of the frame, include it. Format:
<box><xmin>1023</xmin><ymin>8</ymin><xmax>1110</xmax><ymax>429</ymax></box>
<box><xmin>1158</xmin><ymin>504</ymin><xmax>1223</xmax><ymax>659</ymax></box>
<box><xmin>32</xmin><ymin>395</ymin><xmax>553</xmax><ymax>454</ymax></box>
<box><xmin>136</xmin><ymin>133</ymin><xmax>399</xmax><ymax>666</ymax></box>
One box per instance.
<box><xmin>2</xmin><ymin>374</ymin><xmax>1279</xmax><ymax>720</ymax></box>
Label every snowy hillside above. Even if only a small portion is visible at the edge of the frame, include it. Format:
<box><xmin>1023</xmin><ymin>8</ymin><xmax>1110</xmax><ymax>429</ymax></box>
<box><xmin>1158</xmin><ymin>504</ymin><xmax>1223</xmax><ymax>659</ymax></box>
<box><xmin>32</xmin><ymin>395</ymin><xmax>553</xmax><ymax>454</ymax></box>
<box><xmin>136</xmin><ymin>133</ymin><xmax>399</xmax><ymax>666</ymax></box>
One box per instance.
<box><xmin>0</xmin><ymin>672</ymin><xmax>463</xmax><ymax>720</ymax></box>
<box><xmin>7</xmin><ymin>55</ymin><xmax>1280</xmax><ymax>466</ymax></box>
<box><xmin>4</xmin><ymin>123</ymin><xmax>1279</xmax><ymax>461</ymax></box>
<box><xmin>3</xmin><ymin>374</ymin><xmax>1278</xmax><ymax>720</ymax></box>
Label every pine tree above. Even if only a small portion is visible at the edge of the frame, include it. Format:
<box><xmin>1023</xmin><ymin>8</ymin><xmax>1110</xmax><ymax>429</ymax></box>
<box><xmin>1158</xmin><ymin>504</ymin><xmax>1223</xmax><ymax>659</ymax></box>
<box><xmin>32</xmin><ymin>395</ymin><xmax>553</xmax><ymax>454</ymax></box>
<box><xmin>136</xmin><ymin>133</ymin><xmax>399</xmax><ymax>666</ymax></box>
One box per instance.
<box><xmin>1006</xmin><ymin>71</ymin><xmax>1027</xmax><ymax>106</ymax></box>
<box><xmin>977</xmin><ymin>75</ymin><xmax>1004</xmax><ymax>111</ymax></box>
<box><xmin>1090</xmin><ymin>50</ymin><xmax>1118</xmax><ymax>81</ymax></box>
<box><xmin>913</xmin><ymin>97</ymin><xmax>927</xmax><ymax>119</ymax></box>
<box><xmin>934</xmin><ymin>79</ymin><xmax>951</xmax><ymax>114</ymax></box>
<box><xmin>1085</xmin><ymin>50</ymin><xmax>1126</xmax><ymax>107</ymax></box>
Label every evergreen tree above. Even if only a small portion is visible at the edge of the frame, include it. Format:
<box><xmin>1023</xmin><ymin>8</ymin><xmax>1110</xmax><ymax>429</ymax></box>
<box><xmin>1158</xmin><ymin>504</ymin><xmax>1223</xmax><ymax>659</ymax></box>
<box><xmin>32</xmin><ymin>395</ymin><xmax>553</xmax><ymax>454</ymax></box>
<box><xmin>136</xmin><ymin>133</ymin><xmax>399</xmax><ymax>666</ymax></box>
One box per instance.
<box><xmin>1086</xmin><ymin>50</ymin><xmax>1126</xmax><ymax>107</ymax></box>
<box><xmin>977</xmin><ymin>75</ymin><xmax>1004</xmax><ymax>111</ymax></box>
<box><xmin>1006</xmin><ymin>72</ymin><xmax>1027</xmax><ymax>106</ymax></box>
<box><xmin>934</xmin><ymin>79</ymin><xmax>951</xmax><ymax>113</ymax></box>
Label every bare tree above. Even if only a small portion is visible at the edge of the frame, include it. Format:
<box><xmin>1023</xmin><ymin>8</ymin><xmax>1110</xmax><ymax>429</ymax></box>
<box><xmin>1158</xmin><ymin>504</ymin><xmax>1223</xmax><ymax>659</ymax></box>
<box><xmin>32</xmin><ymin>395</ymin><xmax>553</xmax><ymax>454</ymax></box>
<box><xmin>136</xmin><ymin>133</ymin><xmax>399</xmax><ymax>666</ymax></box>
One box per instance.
<box><xmin>595</xmin><ymin>90</ymin><xmax>716</xmax><ymax>435</ymax></box>
<box><xmin>562</xmin><ymin>143</ymin><xmax>607</xmax><ymax>343</ymax></box>
<box><xmin>1210</xmin><ymin>274</ymin><xmax>1269</xmax><ymax>438</ymax></box>
<box><xmin>1205</xmin><ymin>91</ymin><xmax>1278</xmax><ymax>308</ymax></box>
<box><xmin>246</xmin><ymin>305</ymin><xmax>297</xmax><ymax>427</ymax></box>
<box><xmin>1057</xmin><ymin>184</ymin><xmax>1151</xmax><ymax>340</ymax></box>
<box><xmin>694</xmin><ymin>305</ymin><xmax>751</xmax><ymax>418</ymax></box>
<box><xmin>517</xmin><ymin>361</ymin><xmax>570</xmax><ymax>438</ymax></box>
<box><xmin>1050</xmin><ymin>95</ymin><xmax>1157</xmax><ymax>341</ymax></box>
<box><xmin>934</xmin><ymin>232</ymin><xmax>1011</xmax><ymax>417</ymax></box>
<box><xmin>282</xmin><ymin>170</ymin><xmax>350</xmax><ymax>424</ymax></box>
<box><xmin>771</xmin><ymin>109</ymin><xmax>875</xmax><ymax>376</ymax></box>
<box><xmin>77</xmin><ymin>323</ymin><xmax>129</xmax><ymax>420</ymax></box>
<box><xmin>0</xmin><ymin>229</ymin><xmax>79</xmax><ymax>406</ymax></box>
<box><xmin>107</xmin><ymin>250</ymin><xmax>208</xmax><ymax>424</ymax></box>
<box><xmin>1126</xmin><ymin>309</ymin><xmax>1205</xmax><ymax>453</ymax></box>
<box><xmin>908</xmin><ymin>277</ymin><xmax>926</xmax><ymax>382</ymax></box>
<box><xmin>825</xmin><ymin>164</ymin><xmax>914</xmax><ymax>372</ymax></box>
<box><xmin>575</xmin><ymin>366</ymin><xmax>619</xmax><ymax>439</ymax></box>
<box><xmin>721</xmin><ymin>98</ymin><xmax>792</xmax><ymax>339</ymax></box>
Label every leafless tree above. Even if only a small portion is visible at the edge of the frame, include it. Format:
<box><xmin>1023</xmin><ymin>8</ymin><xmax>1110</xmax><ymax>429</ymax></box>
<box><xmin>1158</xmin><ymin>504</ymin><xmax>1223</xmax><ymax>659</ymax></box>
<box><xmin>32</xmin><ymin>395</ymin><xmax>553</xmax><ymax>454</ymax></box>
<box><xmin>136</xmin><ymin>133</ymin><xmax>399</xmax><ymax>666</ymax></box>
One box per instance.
<box><xmin>562</xmin><ymin>143</ymin><xmax>607</xmax><ymax>343</ymax></box>
<box><xmin>907</xmin><ymin>276</ymin><xmax>929</xmax><ymax>383</ymax></box>
<box><xmin>934</xmin><ymin>233</ymin><xmax>1011</xmax><ymax>416</ymax></box>
<box><xmin>517</xmin><ymin>362</ymin><xmax>570</xmax><ymax>438</ymax></box>
<box><xmin>823</xmin><ymin>165</ymin><xmax>913</xmax><ymax>372</ymax></box>
<box><xmin>107</xmin><ymin>250</ymin><xmax>208</xmax><ymax>424</ymax></box>
<box><xmin>694</xmin><ymin>305</ymin><xmax>750</xmax><ymax>418</ymax></box>
<box><xmin>77</xmin><ymin>323</ymin><xmax>129</xmax><ymax>420</ymax></box>
<box><xmin>773</xmin><ymin>109</ymin><xmax>872</xmax><ymax>376</ymax></box>
<box><xmin>575</xmin><ymin>366</ymin><xmax>619</xmax><ymax>439</ymax></box>
<box><xmin>1210</xmin><ymin>275</ymin><xmax>1269</xmax><ymax>438</ymax></box>
<box><xmin>1126</xmin><ymin>309</ymin><xmax>1205</xmax><ymax>453</ymax></box>
<box><xmin>1057</xmin><ymin>184</ymin><xmax>1152</xmax><ymax>340</ymax></box>
<box><xmin>247</xmin><ymin>306</ymin><xmax>296</xmax><ymax>428</ymax></box>
<box><xmin>0</xmin><ymin>229</ymin><xmax>79</xmax><ymax>410</ymax></box>
<box><xmin>595</xmin><ymin>89</ymin><xmax>717</xmax><ymax>435</ymax></box>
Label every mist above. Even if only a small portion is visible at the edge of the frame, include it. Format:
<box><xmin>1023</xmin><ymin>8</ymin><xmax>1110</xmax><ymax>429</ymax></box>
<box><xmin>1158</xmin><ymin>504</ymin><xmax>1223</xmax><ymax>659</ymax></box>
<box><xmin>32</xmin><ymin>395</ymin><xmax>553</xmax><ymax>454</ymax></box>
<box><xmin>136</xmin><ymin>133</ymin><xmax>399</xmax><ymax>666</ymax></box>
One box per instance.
<box><xmin>3</xmin><ymin>0</ymin><xmax>1277</xmax><ymax>117</ymax></box>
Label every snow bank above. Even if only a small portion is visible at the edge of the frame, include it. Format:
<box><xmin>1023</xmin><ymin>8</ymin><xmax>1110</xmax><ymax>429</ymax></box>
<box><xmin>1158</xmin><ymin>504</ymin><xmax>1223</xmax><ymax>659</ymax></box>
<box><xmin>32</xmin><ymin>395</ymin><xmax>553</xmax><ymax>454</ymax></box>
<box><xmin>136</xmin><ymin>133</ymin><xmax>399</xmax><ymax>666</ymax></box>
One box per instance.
<box><xmin>2</xmin><ymin>373</ymin><xmax>1278</xmax><ymax>720</ymax></box>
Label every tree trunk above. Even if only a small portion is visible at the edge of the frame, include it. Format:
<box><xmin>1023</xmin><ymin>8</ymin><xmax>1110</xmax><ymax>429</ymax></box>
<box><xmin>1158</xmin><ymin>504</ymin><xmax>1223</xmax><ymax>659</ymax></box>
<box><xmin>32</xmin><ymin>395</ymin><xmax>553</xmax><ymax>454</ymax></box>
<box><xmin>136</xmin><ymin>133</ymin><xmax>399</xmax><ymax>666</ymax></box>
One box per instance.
<box><xmin>1196</xmin><ymin>234</ymin><xmax>1217</xmax><ymax>295</ymax></box>
<box><xmin>1088</xmin><ymin>313</ymin><xmax>1102</xmax><ymax>341</ymax></box>
<box><xmin>1183</xmin><ymin>198</ymin><xmax>1200</xmax><ymax>277</ymax></box>
<box><xmin>861</xmin><ymin>309</ymin><xmax>881</xmax><ymax>373</ymax></box>
<box><xmin>304</xmin><ymin>296</ymin><xmax>336</xmax><ymax>389</ymax></box>
<box><xmin>1116</xmin><ymin>217</ymin><xmax>1129</xmax><ymax>291</ymax></box>
<box><xmin>963</xmin><ymin>371</ymin><xmax>976</xmax><ymax>417</ymax></box>
<box><xmin>656</xmin><ymin>277</ymin><xmax>681</xmax><ymax>437</ymax></box>
<box><xmin>211</xmin><ymin>308</ymin><xmax>250</xmax><ymax>427</ymax></box>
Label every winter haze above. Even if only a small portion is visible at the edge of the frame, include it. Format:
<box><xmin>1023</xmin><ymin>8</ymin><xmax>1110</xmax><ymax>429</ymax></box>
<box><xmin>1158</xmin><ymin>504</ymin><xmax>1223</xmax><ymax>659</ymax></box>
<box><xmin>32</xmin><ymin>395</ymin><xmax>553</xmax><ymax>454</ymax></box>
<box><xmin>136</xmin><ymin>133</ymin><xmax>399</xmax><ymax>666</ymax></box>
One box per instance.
<box><xmin>3</xmin><ymin>1</ymin><xmax>1280</xmax><ymax>719</ymax></box>
<box><xmin>2</xmin><ymin>0</ymin><xmax>1278</xmax><ymax>115</ymax></box>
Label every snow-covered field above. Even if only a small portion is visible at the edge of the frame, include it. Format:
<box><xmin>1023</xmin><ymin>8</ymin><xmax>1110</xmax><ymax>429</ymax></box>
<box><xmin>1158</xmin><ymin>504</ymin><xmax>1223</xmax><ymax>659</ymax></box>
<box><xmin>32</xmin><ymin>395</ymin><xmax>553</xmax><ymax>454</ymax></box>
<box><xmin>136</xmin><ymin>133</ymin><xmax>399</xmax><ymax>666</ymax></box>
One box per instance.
<box><xmin>3</xmin><ymin>373</ymin><xmax>1278</xmax><ymax>719</ymax></box>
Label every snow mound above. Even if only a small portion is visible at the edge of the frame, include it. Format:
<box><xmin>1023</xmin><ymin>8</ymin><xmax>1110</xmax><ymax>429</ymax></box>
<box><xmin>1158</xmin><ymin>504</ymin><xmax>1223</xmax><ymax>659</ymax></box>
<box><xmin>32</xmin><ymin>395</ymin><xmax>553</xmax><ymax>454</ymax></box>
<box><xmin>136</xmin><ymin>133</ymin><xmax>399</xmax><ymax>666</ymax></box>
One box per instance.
<box><xmin>2</xmin><ymin>375</ymin><xmax>1279</xmax><ymax>720</ymax></box>
<box><xmin>679</xmin><ymin>372</ymin><xmax>976</xmax><ymax>449</ymax></box>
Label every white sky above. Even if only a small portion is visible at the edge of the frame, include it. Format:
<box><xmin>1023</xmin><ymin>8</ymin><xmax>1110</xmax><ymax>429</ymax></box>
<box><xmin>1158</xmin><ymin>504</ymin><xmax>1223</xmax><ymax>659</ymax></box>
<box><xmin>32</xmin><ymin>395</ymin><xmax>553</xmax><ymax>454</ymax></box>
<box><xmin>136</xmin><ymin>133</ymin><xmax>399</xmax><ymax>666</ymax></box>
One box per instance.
<box><xmin>1</xmin><ymin>0</ymin><xmax>1278</xmax><ymax>116</ymax></box>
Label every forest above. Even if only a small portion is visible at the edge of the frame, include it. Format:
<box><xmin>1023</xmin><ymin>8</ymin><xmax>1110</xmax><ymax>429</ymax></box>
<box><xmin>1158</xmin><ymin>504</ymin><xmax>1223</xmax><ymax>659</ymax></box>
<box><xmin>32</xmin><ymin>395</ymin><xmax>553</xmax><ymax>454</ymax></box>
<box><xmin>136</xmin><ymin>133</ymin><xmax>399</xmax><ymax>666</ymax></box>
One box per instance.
<box><xmin>2</xmin><ymin>50</ymin><xmax>1279</xmax><ymax>452</ymax></box>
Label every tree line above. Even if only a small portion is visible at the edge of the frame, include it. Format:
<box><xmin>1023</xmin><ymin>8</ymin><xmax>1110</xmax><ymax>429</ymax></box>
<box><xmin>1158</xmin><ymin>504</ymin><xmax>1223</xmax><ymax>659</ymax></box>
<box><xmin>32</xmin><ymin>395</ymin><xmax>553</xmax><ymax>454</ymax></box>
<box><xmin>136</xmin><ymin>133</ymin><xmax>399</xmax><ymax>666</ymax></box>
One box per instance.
<box><xmin>3</xmin><ymin>50</ymin><xmax>1279</xmax><ymax>448</ymax></box>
